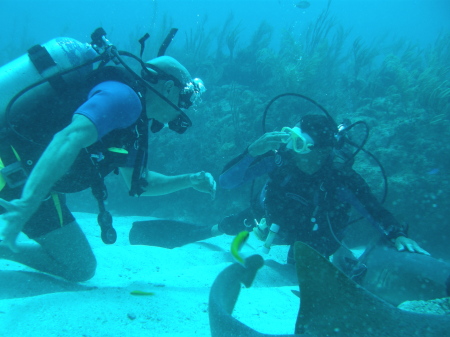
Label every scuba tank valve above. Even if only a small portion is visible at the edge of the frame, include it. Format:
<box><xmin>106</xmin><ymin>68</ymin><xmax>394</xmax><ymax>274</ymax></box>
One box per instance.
<box><xmin>252</xmin><ymin>218</ymin><xmax>268</xmax><ymax>241</ymax></box>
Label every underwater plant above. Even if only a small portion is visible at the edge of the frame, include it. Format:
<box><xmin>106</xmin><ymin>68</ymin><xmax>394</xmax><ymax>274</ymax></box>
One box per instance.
<box><xmin>415</xmin><ymin>33</ymin><xmax>450</xmax><ymax>115</ymax></box>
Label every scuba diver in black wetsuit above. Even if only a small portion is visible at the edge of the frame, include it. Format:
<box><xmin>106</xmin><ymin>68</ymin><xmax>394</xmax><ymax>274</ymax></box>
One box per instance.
<box><xmin>208</xmin><ymin>110</ymin><xmax>450</xmax><ymax>335</ymax></box>
<box><xmin>217</xmin><ymin>114</ymin><xmax>429</xmax><ymax>264</ymax></box>
<box><xmin>213</xmin><ymin>97</ymin><xmax>450</xmax><ymax>306</ymax></box>
<box><xmin>0</xmin><ymin>29</ymin><xmax>216</xmax><ymax>282</ymax></box>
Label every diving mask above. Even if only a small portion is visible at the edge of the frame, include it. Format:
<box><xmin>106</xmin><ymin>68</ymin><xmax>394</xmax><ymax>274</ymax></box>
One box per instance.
<box><xmin>178</xmin><ymin>78</ymin><xmax>206</xmax><ymax>109</ymax></box>
<box><xmin>150</xmin><ymin>111</ymin><xmax>192</xmax><ymax>134</ymax></box>
<box><xmin>281</xmin><ymin>126</ymin><xmax>314</xmax><ymax>154</ymax></box>
<box><xmin>141</xmin><ymin>64</ymin><xmax>206</xmax><ymax>109</ymax></box>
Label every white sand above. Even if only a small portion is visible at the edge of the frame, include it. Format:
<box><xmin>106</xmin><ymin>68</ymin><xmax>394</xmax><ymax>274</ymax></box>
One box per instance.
<box><xmin>0</xmin><ymin>212</ymin><xmax>299</xmax><ymax>337</ymax></box>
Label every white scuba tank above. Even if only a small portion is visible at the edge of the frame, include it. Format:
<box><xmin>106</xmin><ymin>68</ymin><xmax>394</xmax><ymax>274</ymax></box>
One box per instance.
<box><xmin>0</xmin><ymin>37</ymin><xmax>98</xmax><ymax>128</ymax></box>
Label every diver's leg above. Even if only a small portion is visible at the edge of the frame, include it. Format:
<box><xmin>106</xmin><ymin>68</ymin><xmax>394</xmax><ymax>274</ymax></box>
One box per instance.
<box><xmin>0</xmin><ymin>221</ymin><xmax>96</xmax><ymax>282</ymax></box>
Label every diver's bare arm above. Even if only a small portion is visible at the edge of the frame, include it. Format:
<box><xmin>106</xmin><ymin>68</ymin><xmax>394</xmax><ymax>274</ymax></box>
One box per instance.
<box><xmin>19</xmin><ymin>115</ymin><xmax>98</xmax><ymax>210</ymax></box>
<box><xmin>120</xmin><ymin>168</ymin><xmax>193</xmax><ymax>196</ymax></box>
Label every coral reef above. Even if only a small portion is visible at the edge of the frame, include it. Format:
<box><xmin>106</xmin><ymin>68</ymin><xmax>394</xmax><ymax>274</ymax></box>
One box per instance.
<box><xmin>399</xmin><ymin>297</ymin><xmax>450</xmax><ymax>316</ymax></box>
<box><xmin>145</xmin><ymin>8</ymin><xmax>450</xmax><ymax>260</ymax></box>
<box><xmin>2</xmin><ymin>3</ymin><xmax>449</xmax><ymax>259</ymax></box>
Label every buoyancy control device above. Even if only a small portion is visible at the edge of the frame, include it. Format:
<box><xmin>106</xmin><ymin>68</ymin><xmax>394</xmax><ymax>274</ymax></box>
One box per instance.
<box><xmin>0</xmin><ymin>27</ymin><xmax>182</xmax><ymax>245</ymax></box>
<box><xmin>0</xmin><ymin>37</ymin><xmax>98</xmax><ymax>128</ymax></box>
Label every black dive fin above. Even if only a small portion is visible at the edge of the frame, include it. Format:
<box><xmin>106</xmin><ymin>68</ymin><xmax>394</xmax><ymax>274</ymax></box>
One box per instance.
<box><xmin>208</xmin><ymin>254</ymin><xmax>300</xmax><ymax>337</ymax></box>
<box><xmin>129</xmin><ymin>219</ymin><xmax>214</xmax><ymax>248</ymax></box>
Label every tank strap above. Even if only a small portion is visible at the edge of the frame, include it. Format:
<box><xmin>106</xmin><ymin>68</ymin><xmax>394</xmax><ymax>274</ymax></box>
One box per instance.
<box><xmin>0</xmin><ymin>142</ymin><xmax>28</xmax><ymax>190</ymax></box>
<box><xmin>0</xmin><ymin>157</ymin><xmax>6</xmax><ymax>191</ymax></box>
<box><xmin>27</xmin><ymin>44</ymin><xmax>68</xmax><ymax>94</ymax></box>
<box><xmin>28</xmin><ymin>45</ymin><xmax>56</xmax><ymax>74</ymax></box>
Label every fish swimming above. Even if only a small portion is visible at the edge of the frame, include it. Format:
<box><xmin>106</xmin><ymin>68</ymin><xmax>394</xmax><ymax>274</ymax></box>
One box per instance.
<box><xmin>295</xmin><ymin>1</ymin><xmax>311</xmax><ymax>9</ymax></box>
<box><xmin>230</xmin><ymin>231</ymin><xmax>250</xmax><ymax>264</ymax></box>
<box><xmin>130</xmin><ymin>290</ymin><xmax>155</xmax><ymax>296</ymax></box>
<box><xmin>209</xmin><ymin>241</ymin><xmax>450</xmax><ymax>337</ymax></box>
<box><xmin>339</xmin><ymin>243</ymin><xmax>450</xmax><ymax>306</ymax></box>
<box><xmin>427</xmin><ymin>168</ymin><xmax>440</xmax><ymax>175</ymax></box>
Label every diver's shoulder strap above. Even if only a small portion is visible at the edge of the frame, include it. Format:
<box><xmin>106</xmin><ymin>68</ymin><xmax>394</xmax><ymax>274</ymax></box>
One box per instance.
<box><xmin>86</xmin><ymin>66</ymin><xmax>146</xmax><ymax>96</ymax></box>
<box><xmin>0</xmin><ymin>134</ymin><xmax>29</xmax><ymax>190</ymax></box>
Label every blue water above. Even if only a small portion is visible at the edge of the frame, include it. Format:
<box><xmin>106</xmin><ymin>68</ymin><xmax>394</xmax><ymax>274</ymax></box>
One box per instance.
<box><xmin>1</xmin><ymin>0</ymin><xmax>449</xmax><ymax>64</ymax></box>
<box><xmin>0</xmin><ymin>4</ymin><xmax>449</xmax><ymax>334</ymax></box>
<box><xmin>1</xmin><ymin>0</ymin><xmax>448</xmax><ymax>215</ymax></box>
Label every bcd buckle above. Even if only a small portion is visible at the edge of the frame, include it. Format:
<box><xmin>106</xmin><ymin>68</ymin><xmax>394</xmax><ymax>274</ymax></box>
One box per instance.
<box><xmin>1</xmin><ymin>161</ymin><xmax>28</xmax><ymax>188</ymax></box>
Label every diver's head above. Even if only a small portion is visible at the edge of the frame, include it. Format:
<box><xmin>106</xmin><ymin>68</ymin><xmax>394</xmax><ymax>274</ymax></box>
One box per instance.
<box><xmin>283</xmin><ymin>114</ymin><xmax>337</xmax><ymax>174</ymax></box>
<box><xmin>142</xmin><ymin>56</ymin><xmax>206</xmax><ymax>133</ymax></box>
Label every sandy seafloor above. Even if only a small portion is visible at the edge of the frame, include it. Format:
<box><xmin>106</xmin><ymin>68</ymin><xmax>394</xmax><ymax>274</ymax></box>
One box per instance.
<box><xmin>0</xmin><ymin>212</ymin><xmax>300</xmax><ymax>337</ymax></box>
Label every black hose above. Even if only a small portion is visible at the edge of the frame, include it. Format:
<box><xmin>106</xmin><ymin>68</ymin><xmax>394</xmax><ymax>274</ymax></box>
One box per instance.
<box><xmin>340</xmin><ymin>120</ymin><xmax>370</xmax><ymax>162</ymax></box>
<box><xmin>113</xmin><ymin>48</ymin><xmax>188</xmax><ymax>117</ymax></box>
<box><xmin>261</xmin><ymin>93</ymin><xmax>337</xmax><ymax>133</ymax></box>
<box><xmin>157</xmin><ymin>28</ymin><xmax>178</xmax><ymax>57</ymax></box>
<box><xmin>5</xmin><ymin>55</ymin><xmax>104</xmax><ymax>144</ymax></box>
<box><xmin>259</xmin><ymin>92</ymin><xmax>388</xmax><ymax>214</ymax></box>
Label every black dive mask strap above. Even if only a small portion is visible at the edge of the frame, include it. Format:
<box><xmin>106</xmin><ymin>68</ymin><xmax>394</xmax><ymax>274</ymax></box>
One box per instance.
<box><xmin>168</xmin><ymin>112</ymin><xmax>192</xmax><ymax>134</ymax></box>
<box><xmin>149</xmin><ymin>112</ymin><xmax>192</xmax><ymax>134</ymax></box>
<box><xmin>150</xmin><ymin>119</ymin><xmax>164</xmax><ymax>133</ymax></box>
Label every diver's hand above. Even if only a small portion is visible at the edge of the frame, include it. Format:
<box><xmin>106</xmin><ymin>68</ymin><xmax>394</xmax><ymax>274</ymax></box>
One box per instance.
<box><xmin>248</xmin><ymin>132</ymin><xmax>290</xmax><ymax>157</ymax></box>
<box><xmin>0</xmin><ymin>198</ymin><xmax>36</xmax><ymax>253</ymax></box>
<box><xmin>190</xmin><ymin>171</ymin><xmax>216</xmax><ymax>200</ymax></box>
<box><xmin>394</xmin><ymin>236</ymin><xmax>430</xmax><ymax>255</ymax></box>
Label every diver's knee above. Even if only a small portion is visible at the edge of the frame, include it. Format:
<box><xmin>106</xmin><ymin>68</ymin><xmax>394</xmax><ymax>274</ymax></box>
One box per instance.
<box><xmin>80</xmin><ymin>256</ymin><xmax>97</xmax><ymax>282</ymax></box>
<box><xmin>64</xmin><ymin>254</ymin><xmax>97</xmax><ymax>282</ymax></box>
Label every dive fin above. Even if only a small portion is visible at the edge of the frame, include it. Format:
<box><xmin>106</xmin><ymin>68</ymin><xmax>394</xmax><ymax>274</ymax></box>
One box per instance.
<box><xmin>129</xmin><ymin>219</ymin><xmax>214</xmax><ymax>248</ymax></box>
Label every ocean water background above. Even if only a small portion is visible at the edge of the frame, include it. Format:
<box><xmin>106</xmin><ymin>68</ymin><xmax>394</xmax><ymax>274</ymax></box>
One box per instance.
<box><xmin>1</xmin><ymin>0</ymin><xmax>449</xmax><ymax>53</ymax></box>
<box><xmin>0</xmin><ymin>0</ymin><xmax>449</xmax><ymax>259</ymax></box>
<box><xmin>1</xmin><ymin>0</ymin><xmax>449</xmax><ymax>52</ymax></box>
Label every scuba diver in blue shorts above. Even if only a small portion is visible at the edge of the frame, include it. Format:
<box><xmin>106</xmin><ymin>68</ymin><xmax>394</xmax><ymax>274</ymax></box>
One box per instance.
<box><xmin>0</xmin><ymin>28</ymin><xmax>216</xmax><ymax>282</ymax></box>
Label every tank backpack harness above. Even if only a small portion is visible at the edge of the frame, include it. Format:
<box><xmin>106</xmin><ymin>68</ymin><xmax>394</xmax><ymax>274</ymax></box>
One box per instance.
<box><xmin>0</xmin><ymin>28</ymin><xmax>186</xmax><ymax>244</ymax></box>
<box><xmin>0</xmin><ymin>62</ymin><xmax>148</xmax><ymax>245</ymax></box>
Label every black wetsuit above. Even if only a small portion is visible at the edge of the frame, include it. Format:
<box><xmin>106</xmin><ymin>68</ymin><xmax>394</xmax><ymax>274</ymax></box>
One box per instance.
<box><xmin>219</xmin><ymin>149</ymin><xmax>407</xmax><ymax>259</ymax></box>
<box><xmin>0</xmin><ymin>67</ymin><xmax>146</xmax><ymax>239</ymax></box>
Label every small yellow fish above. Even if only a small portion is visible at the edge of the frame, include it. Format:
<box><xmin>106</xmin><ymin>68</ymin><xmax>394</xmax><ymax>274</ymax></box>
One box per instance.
<box><xmin>130</xmin><ymin>290</ymin><xmax>155</xmax><ymax>296</ymax></box>
<box><xmin>230</xmin><ymin>231</ymin><xmax>250</xmax><ymax>264</ymax></box>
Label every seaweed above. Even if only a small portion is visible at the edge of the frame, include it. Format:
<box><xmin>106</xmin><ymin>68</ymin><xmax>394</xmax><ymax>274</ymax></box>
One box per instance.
<box><xmin>415</xmin><ymin>32</ymin><xmax>450</xmax><ymax>115</ymax></box>
<box><xmin>352</xmin><ymin>37</ymin><xmax>379</xmax><ymax>80</ymax></box>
